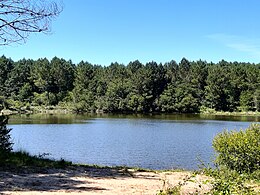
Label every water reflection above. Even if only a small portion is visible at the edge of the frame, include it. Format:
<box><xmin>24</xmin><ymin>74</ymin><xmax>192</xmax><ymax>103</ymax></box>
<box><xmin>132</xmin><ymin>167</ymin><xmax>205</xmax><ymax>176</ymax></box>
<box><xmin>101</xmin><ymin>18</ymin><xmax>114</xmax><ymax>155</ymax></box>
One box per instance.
<box><xmin>8</xmin><ymin>113</ymin><xmax>260</xmax><ymax>124</ymax></box>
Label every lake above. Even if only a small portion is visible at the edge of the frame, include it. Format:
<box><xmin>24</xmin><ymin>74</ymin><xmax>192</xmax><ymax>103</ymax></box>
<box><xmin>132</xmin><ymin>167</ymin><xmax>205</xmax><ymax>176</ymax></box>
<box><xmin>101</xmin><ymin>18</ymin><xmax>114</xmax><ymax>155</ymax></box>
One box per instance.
<box><xmin>8</xmin><ymin>114</ymin><xmax>260</xmax><ymax>170</ymax></box>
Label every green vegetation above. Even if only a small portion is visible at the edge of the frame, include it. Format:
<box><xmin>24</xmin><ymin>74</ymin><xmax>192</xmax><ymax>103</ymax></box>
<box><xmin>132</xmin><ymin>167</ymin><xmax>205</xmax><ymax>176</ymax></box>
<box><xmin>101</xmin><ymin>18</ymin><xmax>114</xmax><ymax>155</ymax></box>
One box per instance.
<box><xmin>0</xmin><ymin>151</ymin><xmax>72</xmax><ymax>171</ymax></box>
<box><xmin>158</xmin><ymin>186</ymin><xmax>181</xmax><ymax>195</ymax></box>
<box><xmin>203</xmin><ymin>167</ymin><xmax>259</xmax><ymax>195</ymax></box>
<box><xmin>0</xmin><ymin>150</ymin><xmax>152</xmax><ymax>174</ymax></box>
<box><xmin>213</xmin><ymin>124</ymin><xmax>260</xmax><ymax>174</ymax></box>
<box><xmin>205</xmin><ymin>124</ymin><xmax>260</xmax><ymax>194</ymax></box>
<box><xmin>0</xmin><ymin>115</ymin><xmax>12</xmax><ymax>153</ymax></box>
<box><xmin>0</xmin><ymin>56</ymin><xmax>259</xmax><ymax>114</ymax></box>
<box><xmin>0</xmin><ymin>104</ymin><xmax>13</xmax><ymax>164</ymax></box>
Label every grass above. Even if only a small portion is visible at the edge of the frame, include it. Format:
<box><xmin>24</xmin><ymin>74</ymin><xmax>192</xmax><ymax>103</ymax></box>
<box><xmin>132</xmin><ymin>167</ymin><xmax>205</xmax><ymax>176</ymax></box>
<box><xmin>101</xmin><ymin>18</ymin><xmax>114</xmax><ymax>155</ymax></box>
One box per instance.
<box><xmin>0</xmin><ymin>150</ymin><xmax>72</xmax><ymax>171</ymax></box>
<box><xmin>0</xmin><ymin>150</ymin><xmax>161</xmax><ymax>175</ymax></box>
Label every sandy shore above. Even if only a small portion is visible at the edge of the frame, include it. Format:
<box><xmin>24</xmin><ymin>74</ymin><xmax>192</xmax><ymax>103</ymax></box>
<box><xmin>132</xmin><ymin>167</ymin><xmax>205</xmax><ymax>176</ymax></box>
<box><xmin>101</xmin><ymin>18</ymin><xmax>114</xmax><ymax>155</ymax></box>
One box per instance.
<box><xmin>0</xmin><ymin>166</ymin><xmax>211</xmax><ymax>195</ymax></box>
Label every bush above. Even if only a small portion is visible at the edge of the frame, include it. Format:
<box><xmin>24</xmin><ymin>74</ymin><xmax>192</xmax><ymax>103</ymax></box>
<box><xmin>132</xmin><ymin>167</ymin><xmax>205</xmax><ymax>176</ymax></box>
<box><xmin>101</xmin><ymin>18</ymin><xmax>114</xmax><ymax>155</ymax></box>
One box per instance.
<box><xmin>203</xmin><ymin>167</ymin><xmax>256</xmax><ymax>195</ymax></box>
<box><xmin>199</xmin><ymin>105</ymin><xmax>216</xmax><ymax>114</ymax></box>
<box><xmin>212</xmin><ymin>124</ymin><xmax>260</xmax><ymax>173</ymax></box>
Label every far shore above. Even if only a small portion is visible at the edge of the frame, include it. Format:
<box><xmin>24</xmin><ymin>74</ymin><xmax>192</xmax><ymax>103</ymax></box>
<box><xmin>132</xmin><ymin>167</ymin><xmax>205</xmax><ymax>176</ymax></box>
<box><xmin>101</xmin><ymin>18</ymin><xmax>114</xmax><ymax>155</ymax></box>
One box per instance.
<box><xmin>1</xmin><ymin>107</ymin><xmax>260</xmax><ymax>117</ymax></box>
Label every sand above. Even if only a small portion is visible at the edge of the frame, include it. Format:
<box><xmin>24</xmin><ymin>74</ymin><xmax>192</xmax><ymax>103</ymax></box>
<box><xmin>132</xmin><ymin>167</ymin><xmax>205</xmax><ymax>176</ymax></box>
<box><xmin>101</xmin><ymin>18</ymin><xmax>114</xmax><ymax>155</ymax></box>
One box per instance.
<box><xmin>0</xmin><ymin>166</ymin><xmax>211</xmax><ymax>195</ymax></box>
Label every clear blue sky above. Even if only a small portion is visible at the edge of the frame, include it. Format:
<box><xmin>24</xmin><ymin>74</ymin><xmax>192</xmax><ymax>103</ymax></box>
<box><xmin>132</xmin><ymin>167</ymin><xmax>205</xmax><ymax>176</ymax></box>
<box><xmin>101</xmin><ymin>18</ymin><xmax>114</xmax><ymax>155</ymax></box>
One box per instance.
<box><xmin>1</xmin><ymin>0</ymin><xmax>260</xmax><ymax>65</ymax></box>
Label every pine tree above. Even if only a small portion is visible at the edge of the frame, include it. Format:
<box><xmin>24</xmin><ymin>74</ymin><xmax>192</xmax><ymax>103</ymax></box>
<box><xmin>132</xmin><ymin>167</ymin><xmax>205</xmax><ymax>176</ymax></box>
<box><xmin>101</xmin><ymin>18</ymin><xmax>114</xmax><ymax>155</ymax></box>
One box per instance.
<box><xmin>0</xmin><ymin>115</ymin><xmax>13</xmax><ymax>153</ymax></box>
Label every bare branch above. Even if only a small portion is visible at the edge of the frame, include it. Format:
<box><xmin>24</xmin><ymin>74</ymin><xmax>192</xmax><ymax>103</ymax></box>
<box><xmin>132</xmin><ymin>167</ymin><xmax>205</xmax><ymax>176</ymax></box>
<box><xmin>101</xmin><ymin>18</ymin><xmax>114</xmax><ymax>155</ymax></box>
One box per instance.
<box><xmin>0</xmin><ymin>0</ymin><xmax>62</xmax><ymax>45</ymax></box>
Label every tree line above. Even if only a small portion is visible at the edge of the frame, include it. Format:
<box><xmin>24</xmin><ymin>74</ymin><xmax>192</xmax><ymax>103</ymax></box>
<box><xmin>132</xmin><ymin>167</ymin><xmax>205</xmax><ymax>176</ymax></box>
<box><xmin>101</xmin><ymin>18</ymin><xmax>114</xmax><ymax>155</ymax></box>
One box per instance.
<box><xmin>0</xmin><ymin>56</ymin><xmax>259</xmax><ymax>113</ymax></box>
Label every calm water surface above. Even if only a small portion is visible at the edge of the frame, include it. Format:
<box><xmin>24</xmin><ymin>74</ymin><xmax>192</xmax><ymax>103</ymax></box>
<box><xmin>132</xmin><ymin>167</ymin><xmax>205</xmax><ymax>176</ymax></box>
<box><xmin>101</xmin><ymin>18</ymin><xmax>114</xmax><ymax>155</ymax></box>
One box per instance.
<box><xmin>8</xmin><ymin>114</ymin><xmax>260</xmax><ymax>170</ymax></box>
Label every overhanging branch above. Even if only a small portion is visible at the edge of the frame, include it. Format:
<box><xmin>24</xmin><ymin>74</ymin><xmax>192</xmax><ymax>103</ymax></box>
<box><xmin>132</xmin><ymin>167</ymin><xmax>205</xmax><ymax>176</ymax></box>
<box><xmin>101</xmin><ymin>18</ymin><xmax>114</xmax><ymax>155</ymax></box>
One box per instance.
<box><xmin>0</xmin><ymin>0</ymin><xmax>62</xmax><ymax>45</ymax></box>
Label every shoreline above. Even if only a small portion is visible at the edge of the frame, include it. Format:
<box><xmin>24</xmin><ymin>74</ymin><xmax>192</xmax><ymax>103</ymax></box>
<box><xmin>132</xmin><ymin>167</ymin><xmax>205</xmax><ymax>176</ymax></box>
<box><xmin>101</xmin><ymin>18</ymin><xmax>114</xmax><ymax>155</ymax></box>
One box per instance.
<box><xmin>1</xmin><ymin>151</ymin><xmax>259</xmax><ymax>194</ymax></box>
<box><xmin>0</xmin><ymin>164</ymin><xmax>210</xmax><ymax>195</ymax></box>
<box><xmin>1</xmin><ymin>107</ymin><xmax>260</xmax><ymax>117</ymax></box>
<box><xmin>0</xmin><ymin>151</ymin><xmax>211</xmax><ymax>194</ymax></box>
<box><xmin>0</xmin><ymin>166</ymin><xmax>211</xmax><ymax>195</ymax></box>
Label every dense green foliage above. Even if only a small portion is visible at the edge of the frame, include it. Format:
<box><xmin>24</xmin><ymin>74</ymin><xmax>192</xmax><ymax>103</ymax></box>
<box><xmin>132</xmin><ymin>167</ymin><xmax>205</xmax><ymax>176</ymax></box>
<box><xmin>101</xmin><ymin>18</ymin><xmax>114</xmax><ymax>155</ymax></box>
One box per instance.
<box><xmin>0</xmin><ymin>55</ymin><xmax>259</xmax><ymax>113</ymax></box>
<box><xmin>213</xmin><ymin>124</ymin><xmax>260</xmax><ymax>174</ymax></box>
<box><xmin>204</xmin><ymin>167</ymin><xmax>258</xmax><ymax>195</ymax></box>
<box><xmin>207</xmin><ymin>124</ymin><xmax>260</xmax><ymax>194</ymax></box>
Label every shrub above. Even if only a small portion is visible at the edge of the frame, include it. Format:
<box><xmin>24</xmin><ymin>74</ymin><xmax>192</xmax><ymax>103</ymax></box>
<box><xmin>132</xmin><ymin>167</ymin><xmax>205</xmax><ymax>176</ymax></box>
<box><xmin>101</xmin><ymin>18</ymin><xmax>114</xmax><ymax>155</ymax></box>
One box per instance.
<box><xmin>203</xmin><ymin>167</ymin><xmax>256</xmax><ymax>195</ymax></box>
<box><xmin>199</xmin><ymin>105</ymin><xmax>216</xmax><ymax>114</ymax></box>
<box><xmin>212</xmin><ymin>124</ymin><xmax>260</xmax><ymax>173</ymax></box>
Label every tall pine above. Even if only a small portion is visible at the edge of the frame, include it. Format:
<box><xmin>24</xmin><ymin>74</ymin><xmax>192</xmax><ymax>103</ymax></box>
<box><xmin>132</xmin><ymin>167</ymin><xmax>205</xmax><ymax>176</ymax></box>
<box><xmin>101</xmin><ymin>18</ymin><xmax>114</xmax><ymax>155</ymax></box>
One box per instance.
<box><xmin>0</xmin><ymin>115</ymin><xmax>12</xmax><ymax>153</ymax></box>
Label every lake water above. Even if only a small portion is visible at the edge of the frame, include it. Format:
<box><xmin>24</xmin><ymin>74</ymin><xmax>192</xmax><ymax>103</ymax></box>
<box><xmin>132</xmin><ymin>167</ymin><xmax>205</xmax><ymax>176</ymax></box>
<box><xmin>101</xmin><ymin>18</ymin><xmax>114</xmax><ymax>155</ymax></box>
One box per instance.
<box><xmin>8</xmin><ymin>114</ymin><xmax>260</xmax><ymax>170</ymax></box>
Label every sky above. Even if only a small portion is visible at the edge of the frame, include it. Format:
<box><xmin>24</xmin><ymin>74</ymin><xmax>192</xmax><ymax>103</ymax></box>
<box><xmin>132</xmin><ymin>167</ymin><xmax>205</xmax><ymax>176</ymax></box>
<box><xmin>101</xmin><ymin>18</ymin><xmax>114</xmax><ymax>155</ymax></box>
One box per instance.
<box><xmin>1</xmin><ymin>0</ymin><xmax>260</xmax><ymax>65</ymax></box>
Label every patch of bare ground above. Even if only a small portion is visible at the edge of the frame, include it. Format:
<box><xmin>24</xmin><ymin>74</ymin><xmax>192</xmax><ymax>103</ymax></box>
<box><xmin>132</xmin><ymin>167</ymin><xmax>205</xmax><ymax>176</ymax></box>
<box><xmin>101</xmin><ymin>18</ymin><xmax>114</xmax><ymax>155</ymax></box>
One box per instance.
<box><xmin>0</xmin><ymin>166</ymin><xmax>211</xmax><ymax>195</ymax></box>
